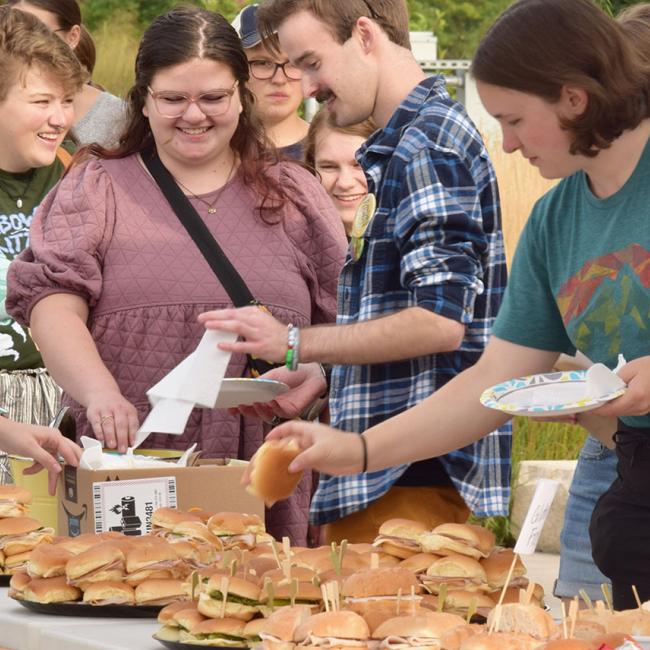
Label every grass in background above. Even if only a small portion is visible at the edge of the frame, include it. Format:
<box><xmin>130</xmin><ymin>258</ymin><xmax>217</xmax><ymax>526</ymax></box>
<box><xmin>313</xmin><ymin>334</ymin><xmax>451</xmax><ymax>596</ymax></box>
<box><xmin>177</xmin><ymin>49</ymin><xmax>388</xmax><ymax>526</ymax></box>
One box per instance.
<box><xmin>473</xmin><ymin>417</ymin><xmax>587</xmax><ymax>546</ymax></box>
<box><xmin>92</xmin><ymin>11</ymin><xmax>139</xmax><ymax>98</ymax></box>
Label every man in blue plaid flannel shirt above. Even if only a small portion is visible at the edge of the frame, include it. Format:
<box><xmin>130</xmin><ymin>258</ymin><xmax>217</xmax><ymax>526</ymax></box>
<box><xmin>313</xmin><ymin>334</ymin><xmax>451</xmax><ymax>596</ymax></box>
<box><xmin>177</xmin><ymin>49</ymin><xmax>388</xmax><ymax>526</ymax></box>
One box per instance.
<box><xmin>201</xmin><ymin>0</ymin><xmax>511</xmax><ymax>541</ymax></box>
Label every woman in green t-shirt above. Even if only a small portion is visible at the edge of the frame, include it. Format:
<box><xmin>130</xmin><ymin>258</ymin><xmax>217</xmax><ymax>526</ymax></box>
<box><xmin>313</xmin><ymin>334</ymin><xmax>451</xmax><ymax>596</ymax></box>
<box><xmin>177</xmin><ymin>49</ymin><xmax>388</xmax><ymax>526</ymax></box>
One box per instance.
<box><xmin>256</xmin><ymin>0</ymin><xmax>650</xmax><ymax>610</ymax></box>
<box><xmin>0</xmin><ymin>5</ymin><xmax>85</xmax><ymax>481</ymax></box>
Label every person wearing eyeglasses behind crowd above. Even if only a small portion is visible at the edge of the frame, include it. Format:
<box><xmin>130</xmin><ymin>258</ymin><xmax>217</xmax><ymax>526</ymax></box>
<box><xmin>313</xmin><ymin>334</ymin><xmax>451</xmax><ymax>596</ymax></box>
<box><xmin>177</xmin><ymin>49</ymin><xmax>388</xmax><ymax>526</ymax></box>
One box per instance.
<box><xmin>304</xmin><ymin>109</ymin><xmax>376</xmax><ymax>236</ymax></box>
<box><xmin>6</xmin><ymin>7</ymin><xmax>346</xmax><ymax>544</ymax></box>
<box><xmin>8</xmin><ymin>0</ymin><xmax>126</xmax><ymax>147</ymax></box>
<box><xmin>232</xmin><ymin>3</ymin><xmax>309</xmax><ymax>159</ymax></box>
<box><xmin>0</xmin><ymin>5</ymin><xmax>86</xmax><ymax>484</ymax></box>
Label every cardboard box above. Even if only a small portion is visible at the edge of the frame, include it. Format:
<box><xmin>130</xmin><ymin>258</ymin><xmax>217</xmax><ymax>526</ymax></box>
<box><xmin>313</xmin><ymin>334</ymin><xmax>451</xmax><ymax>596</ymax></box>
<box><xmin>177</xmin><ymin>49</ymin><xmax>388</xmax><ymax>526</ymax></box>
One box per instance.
<box><xmin>58</xmin><ymin>456</ymin><xmax>263</xmax><ymax>537</ymax></box>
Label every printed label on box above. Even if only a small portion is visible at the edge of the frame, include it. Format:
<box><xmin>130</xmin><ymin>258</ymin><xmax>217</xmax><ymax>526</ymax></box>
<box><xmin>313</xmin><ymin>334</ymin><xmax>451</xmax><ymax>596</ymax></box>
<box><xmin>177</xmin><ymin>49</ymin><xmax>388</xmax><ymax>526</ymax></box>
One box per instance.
<box><xmin>92</xmin><ymin>476</ymin><xmax>177</xmax><ymax>536</ymax></box>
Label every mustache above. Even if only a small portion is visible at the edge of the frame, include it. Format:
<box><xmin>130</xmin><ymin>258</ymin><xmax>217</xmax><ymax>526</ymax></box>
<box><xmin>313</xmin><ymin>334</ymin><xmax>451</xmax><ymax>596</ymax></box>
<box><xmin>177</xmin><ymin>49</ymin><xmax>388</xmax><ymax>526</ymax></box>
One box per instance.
<box><xmin>315</xmin><ymin>89</ymin><xmax>334</xmax><ymax>104</ymax></box>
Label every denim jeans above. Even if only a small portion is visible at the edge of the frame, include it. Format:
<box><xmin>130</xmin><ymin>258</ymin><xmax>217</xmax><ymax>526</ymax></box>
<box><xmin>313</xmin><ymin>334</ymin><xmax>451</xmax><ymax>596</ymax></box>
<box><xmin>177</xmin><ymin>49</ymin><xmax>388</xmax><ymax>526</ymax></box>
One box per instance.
<box><xmin>554</xmin><ymin>434</ymin><xmax>617</xmax><ymax>599</ymax></box>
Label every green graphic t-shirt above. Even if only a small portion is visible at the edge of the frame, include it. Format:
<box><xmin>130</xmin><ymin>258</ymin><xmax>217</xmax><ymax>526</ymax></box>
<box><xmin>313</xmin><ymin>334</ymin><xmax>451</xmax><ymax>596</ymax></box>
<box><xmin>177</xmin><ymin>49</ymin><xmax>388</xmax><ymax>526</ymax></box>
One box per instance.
<box><xmin>0</xmin><ymin>147</ymin><xmax>71</xmax><ymax>370</ymax></box>
<box><xmin>493</xmin><ymin>137</ymin><xmax>650</xmax><ymax>428</ymax></box>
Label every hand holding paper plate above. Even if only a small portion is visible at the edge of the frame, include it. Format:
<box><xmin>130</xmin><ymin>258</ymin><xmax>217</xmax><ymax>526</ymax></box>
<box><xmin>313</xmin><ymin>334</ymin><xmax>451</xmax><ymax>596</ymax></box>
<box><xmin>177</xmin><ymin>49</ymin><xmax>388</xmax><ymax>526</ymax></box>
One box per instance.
<box><xmin>480</xmin><ymin>360</ymin><xmax>627</xmax><ymax>417</ymax></box>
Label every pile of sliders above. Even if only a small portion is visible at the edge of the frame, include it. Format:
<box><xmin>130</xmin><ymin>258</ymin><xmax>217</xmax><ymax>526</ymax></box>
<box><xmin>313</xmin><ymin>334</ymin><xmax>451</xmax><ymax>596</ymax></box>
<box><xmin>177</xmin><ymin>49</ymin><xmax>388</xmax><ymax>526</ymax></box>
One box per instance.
<box><xmin>7</xmin><ymin>508</ymin><xmax>268</xmax><ymax>607</ymax></box>
<box><xmin>0</xmin><ymin>485</ymin><xmax>54</xmax><ymax>577</ymax></box>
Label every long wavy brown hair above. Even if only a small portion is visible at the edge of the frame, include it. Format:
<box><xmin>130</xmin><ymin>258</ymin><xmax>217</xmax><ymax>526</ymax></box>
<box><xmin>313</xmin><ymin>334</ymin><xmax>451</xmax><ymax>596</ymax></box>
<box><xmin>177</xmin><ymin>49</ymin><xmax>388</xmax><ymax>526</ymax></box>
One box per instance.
<box><xmin>82</xmin><ymin>6</ymin><xmax>286</xmax><ymax>213</ymax></box>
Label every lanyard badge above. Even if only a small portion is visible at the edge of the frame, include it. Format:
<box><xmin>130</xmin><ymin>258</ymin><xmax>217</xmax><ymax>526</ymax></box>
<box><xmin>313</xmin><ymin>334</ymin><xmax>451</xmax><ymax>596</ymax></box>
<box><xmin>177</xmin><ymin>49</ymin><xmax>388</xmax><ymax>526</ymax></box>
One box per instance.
<box><xmin>350</xmin><ymin>193</ymin><xmax>376</xmax><ymax>262</ymax></box>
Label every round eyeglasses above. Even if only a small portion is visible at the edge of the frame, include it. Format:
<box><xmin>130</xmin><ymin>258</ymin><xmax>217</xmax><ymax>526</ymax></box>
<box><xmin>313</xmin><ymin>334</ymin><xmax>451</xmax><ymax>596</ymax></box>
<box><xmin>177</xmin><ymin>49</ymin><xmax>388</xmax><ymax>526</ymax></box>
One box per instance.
<box><xmin>248</xmin><ymin>59</ymin><xmax>302</xmax><ymax>81</ymax></box>
<box><xmin>146</xmin><ymin>81</ymin><xmax>238</xmax><ymax>118</ymax></box>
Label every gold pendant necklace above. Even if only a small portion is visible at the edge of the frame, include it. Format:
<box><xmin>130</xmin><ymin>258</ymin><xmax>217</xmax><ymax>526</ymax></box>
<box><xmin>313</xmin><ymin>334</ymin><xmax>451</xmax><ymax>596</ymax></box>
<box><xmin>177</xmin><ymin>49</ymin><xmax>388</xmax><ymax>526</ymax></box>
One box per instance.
<box><xmin>173</xmin><ymin>158</ymin><xmax>236</xmax><ymax>216</ymax></box>
<box><xmin>0</xmin><ymin>169</ymin><xmax>37</xmax><ymax>210</ymax></box>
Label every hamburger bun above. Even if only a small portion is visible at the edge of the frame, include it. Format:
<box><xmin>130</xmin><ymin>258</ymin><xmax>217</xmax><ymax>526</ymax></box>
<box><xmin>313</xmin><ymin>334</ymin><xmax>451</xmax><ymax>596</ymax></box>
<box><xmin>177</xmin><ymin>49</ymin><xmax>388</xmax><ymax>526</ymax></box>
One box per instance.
<box><xmin>606</xmin><ymin>610</ymin><xmax>650</xmax><ymax>635</ymax></box>
<box><xmin>8</xmin><ymin>570</ymin><xmax>31</xmax><ymax>599</ymax></box>
<box><xmin>261</xmin><ymin>604</ymin><xmax>314</xmax><ymax>642</ymax></box>
<box><xmin>65</xmin><ymin>542</ymin><xmax>125</xmax><ymax>583</ymax></box>
<box><xmin>0</xmin><ymin>485</ymin><xmax>32</xmax><ymax>517</ymax></box>
<box><xmin>343</xmin><ymin>566</ymin><xmax>421</xmax><ymax>599</ymax></box>
<box><xmin>198</xmin><ymin>575</ymin><xmax>260</xmax><ymax>620</ymax></box>
<box><xmin>180</xmin><ymin>617</ymin><xmax>247</xmax><ymax>647</ymax></box>
<box><xmin>55</xmin><ymin>533</ymin><xmax>106</xmax><ymax>556</ymax></box>
<box><xmin>4</xmin><ymin>550</ymin><xmax>33</xmax><ymax>573</ymax></box>
<box><xmin>460</xmin><ymin>632</ymin><xmax>543</xmax><ymax>650</ymax></box>
<box><xmin>297</xmin><ymin>610</ymin><xmax>370</xmax><ymax>643</ymax></box>
<box><xmin>400</xmin><ymin>553</ymin><xmax>441</xmax><ymax>575</ymax></box>
<box><xmin>27</xmin><ymin>543</ymin><xmax>74</xmax><ymax>578</ymax></box>
<box><xmin>373</xmin><ymin>519</ymin><xmax>430</xmax><ymax>559</ymax></box>
<box><xmin>247</xmin><ymin>439</ymin><xmax>303</xmax><ymax>507</ymax></box>
<box><xmin>418</xmin><ymin>524</ymin><xmax>495</xmax><ymax>560</ymax></box>
<box><xmin>423</xmin><ymin>554</ymin><xmax>488</xmax><ymax>593</ymax></box>
<box><xmin>158</xmin><ymin>600</ymin><xmax>198</xmax><ymax>625</ymax></box>
<box><xmin>23</xmin><ymin>575</ymin><xmax>81</xmax><ymax>603</ymax></box>
<box><xmin>486</xmin><ymin>603</ymin><xmax>558</xmax><ymax>640</ymax></box>
<box><xmin>134</xmin><ymin>578</ymin><xmax>188</xmax><ymax>606</ymax></box>
<box><xmin>480</xmin><ymin>549</ymin><xmax>527</xmax><ymax>590</ymax></box>
<box><xmin>151</xmin><ymin>508</ymin><xmax>202</xmax><ymax>532</ymax></box>
<box><xmin>82</xmin><ymin>581</ymin><xmax>135</xmax><ymax>605</ymax></box>
<box><xmin>168</xmin><ymin>521</ymin><xmax>223</xmax><ymax>548</ymax></box>
<box><xmin>372</xmin><ymin>612</ymin><xmax>466</xmax><ymax>643</ymax></box>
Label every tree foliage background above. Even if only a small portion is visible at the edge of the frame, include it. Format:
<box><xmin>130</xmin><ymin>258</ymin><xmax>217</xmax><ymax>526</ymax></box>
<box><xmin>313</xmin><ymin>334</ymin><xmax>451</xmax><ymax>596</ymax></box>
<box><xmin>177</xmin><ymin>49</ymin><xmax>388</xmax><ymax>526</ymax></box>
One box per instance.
<box><xmin>80</xmin><ymin>0</ymin><xmax>638</xmax><ymax>60</ymax></box>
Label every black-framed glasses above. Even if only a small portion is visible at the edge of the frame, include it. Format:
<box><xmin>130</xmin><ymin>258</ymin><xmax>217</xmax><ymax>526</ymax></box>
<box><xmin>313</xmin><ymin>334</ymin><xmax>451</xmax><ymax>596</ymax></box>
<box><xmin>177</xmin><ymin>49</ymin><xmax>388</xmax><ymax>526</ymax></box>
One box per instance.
<box><xmin>248</xmin><ymin>59</ymin><xmax>302</xmax><ymax>81</ymax></box>
<box><xmin>146</xmin><ymin>81</ymin><xmax>239</xmax><ymax>118</ymax></box>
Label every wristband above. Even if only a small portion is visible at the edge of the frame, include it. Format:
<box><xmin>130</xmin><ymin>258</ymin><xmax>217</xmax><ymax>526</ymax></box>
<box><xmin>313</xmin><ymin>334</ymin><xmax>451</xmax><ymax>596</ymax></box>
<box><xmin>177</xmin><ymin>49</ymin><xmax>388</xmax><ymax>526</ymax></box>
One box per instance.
<box><xmin>359</xmin><ymin>433</ymin><xmax>368</xmax><ymax>473</ymax></box>
<box><xmin>285</xmin><ymin>324</ymin><xmax>300</xmax><ymax>371</ymax></box>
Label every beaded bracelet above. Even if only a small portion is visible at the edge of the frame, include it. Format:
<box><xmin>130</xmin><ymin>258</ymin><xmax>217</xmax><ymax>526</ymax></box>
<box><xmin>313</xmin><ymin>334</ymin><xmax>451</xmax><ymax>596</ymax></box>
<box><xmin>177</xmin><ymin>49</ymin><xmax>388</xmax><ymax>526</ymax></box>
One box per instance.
<box><xmin>285</xmin><ymin>324</ymin><xmax>300</xmax><ymax>371</ymax></box>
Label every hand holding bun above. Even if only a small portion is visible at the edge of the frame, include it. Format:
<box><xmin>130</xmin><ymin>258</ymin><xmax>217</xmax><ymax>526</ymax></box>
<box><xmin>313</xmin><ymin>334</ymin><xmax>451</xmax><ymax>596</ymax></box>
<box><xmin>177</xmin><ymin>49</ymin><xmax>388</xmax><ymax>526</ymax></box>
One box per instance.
<box><xmin>246</xmin><ymin>439</ymin><xmax>303</xmax><ymax>506</ymax></box>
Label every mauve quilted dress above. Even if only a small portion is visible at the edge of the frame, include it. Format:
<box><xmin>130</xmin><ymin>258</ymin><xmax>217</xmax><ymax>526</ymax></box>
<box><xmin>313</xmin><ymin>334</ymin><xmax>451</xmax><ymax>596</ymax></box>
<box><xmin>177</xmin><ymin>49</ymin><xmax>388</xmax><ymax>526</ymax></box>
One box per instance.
<box><xmin>7</xmin><ymin>154</ymin><xmax>347</xmax><ymax>544</ymax></box>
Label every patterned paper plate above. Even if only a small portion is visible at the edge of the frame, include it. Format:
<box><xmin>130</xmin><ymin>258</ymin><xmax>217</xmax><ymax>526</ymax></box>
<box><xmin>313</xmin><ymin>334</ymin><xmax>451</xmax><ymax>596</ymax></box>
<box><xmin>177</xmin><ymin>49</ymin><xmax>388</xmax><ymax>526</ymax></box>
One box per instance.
<box><xmin>480</xmin><ymin>370</ymin><xmax>626</xmax><ymax>417</ymax></box>
<box><xmin>214</xmin><ymin>378</ymin><xmax>289</xmax><ymax>409</ymax></box>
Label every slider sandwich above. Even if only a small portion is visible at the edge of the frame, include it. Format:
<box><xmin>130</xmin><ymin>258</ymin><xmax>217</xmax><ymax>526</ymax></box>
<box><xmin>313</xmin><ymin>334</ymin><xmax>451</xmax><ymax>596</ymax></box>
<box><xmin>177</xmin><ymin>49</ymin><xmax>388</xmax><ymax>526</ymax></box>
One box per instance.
<box><xmin>485</xmin><ymin>603</ymin><xmax>558</xmax><ymax>640</ymax></box>
<box><xmin>197</xmin><ymin>574</ymin><xmax>261</xmax><ymax>621</ymax></box>
<box><xmin>371</xmin><ymin>613</ymin><xmax>466</xmax><ymax>650</ymax></box>
<box><xmin>417</xmin><ymin>524</ymin><xmax>495</xmax><ymax>561</ymax></box>
<box><xmin>171</xmin><ymin>540</ymin><xmax>219</xmax><ymax>571</ymax></box>
<box><xmin>480</xmin><ymin>549</ymin><xmax>528</xmax><ymax>591</ymax></box>
<box><xmin>27</xmin><ymin>543</ymin><xmax>74</xmax><ymax>578</ymax></box>
<box><xmin>0</xmin><ymin>485</ymin><xmax>32</xmax><ymax>517</ymax></box>
<box><xmin>156</xmin><ymin>602</ymin><xmax>205</xmax><ymax>642</ymax></box>
<box><xmin>23</xmin><ymin>575</ymin><xmax>81</xmax><ymax>603</ymax></box>
<box><xmin>400</xmin><ymin>553</ymin><xmax>441</xmax><ymax>575</ymax></box>
<box><xmin>207</xmin><ymin>511</ymin><xmax>270</xmax><ymax>549</ymax></box>
<box><xmin>180</xmin><ymin>617</ymin><xmax>248</xmax><ymax>647</ymax></box>
<box><xmin>124</xmin><ymin>541</ymin><xmax>183</xmax><ymax>586</ymax></box>
<box><xmin>247</xmin><ymin>439</ymin><xmax>303</xmax><ymax>507</ymax></box>
<box><xmin>342</xmin><ymin>567</ymin><xmax>422</xmax><ymax>616</ymax></box>
<box><xmin>460</xmin><ymin>632</ymin><xmax>543</xmax><ymax>650</ymax></box>
<box><xmin>244</xmin><ymin>618</ymin><xmax>268</xmax><ymax>646</ymax></box>
<box><xmin>82</xmin><ymin>581</ymin><xmax>135</xmax><ymax>606</ymax></box>
<box><xmin>421</xmin><ymin>554</ymin><xmax>488</xmax><ymax>594</ymax></box>
<box><xmin>0</xmin><ymin>516</ymin><xmax>54</xmax><ymax>556</ymax></box>
<box><xmin>151</xmin><ymin>507</ymin><xmax>202</xmax><ymax>536</ymax></box>
<box><xmin>295</xmin><ymin>610</ymin><xmax>371</xmax><ymax>650</ymax></box>
<box><xmin>373</xmin><ymin>519</ymin><xmax>429</xmax><ymax>559</ymax></box>
<box><xmin>8</xmin><ymin>570</ymin><xmax>31</xmax><ymax>599</ymax></box>
<box><xmin>259</xmin><ymin>604</ymin><xmax>314</xmax><ymax>650</ymax></box>
<box><xmin>438</xmin><ymin>590</ymin><xmax>496</xmax><ymax>621</ymax></box>
<box><xmin>65</xmin><ymin>542</ymin><xmax>126</xmax><ymax>589</ymax></box>
<box><xmin>166</xmin><ymin>520</ymin><xmax>224</xmax><ymax>549</ymax></box>
<box><xmin>134</xmin><ymin>578</ymin><xmax>188</xmax><ymax>606</ymax></box>
<box><xmin>259</xmin><ymin>579</ymin><xmax>323</xmax><ymax>617</ymax></box>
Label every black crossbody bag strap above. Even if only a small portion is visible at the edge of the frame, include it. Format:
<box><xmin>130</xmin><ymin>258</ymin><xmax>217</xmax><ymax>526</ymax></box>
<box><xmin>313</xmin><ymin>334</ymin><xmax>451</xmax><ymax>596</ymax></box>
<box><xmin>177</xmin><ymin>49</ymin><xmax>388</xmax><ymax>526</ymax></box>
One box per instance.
<box><xmin>141</xmin><ymin>147</ymin><xmax>276</xmax><ymax>376</ymax></box>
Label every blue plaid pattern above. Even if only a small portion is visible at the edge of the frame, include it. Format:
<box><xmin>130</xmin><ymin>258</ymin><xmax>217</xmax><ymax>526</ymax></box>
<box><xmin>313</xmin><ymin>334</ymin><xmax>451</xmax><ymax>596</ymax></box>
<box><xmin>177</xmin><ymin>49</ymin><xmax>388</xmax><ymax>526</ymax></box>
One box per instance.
<box><xmin>310</xmin><ymin>75</ymin><xmax>511</xmax><ymax>525</ymax></box>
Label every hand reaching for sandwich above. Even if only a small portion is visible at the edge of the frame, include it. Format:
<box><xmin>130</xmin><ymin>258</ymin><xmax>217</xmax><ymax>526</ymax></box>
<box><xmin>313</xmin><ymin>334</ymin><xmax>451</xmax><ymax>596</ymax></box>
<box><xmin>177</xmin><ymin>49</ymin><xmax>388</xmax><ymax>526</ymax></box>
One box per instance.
<box><xmin>0</xmin><ymin>417</ymin><xmax>82</xmax><ymax>495</ymax></box>
<box><xmin>241</xmin><ymin>421</ymin><xmax>366</xmax><ymax>492</ymax></box>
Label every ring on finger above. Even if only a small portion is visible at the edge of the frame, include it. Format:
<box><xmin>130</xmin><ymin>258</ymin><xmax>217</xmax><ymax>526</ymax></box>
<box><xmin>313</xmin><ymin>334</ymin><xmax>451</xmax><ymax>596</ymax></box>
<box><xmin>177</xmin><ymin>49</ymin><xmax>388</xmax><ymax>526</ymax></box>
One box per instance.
<box><xmin>100</xmin><ymin>415</ymin><xmax>114</xmax><ymax>425</ymax></box>
<box><xmin>269</xmin><ymin>415</ymin><xmax>284</xmax><ymax>426</ymax></box>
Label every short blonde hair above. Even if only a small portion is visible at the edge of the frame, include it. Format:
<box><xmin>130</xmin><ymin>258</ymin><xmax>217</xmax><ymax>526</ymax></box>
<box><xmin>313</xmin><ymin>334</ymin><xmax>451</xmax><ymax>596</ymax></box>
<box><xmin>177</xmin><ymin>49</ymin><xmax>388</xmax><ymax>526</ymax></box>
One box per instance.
<box><xmin>0</xmin><ymin>5</ymin><xmax>85</xmax><ymax>102</ymax></box>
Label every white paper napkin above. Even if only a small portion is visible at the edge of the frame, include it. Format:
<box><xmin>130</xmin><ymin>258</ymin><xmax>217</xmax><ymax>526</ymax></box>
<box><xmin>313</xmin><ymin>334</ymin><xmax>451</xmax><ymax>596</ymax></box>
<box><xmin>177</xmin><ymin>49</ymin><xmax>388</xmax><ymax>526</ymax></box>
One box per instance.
<box><xmin>585</xmin><ymin>354</ymin><xmax>627</xmax><ymax>398</ymax></box>
<box><xmin>78</xmin><ymin>436</ymin><xmax>197</xmax><ymax>469</ymax></box>
<box><xmin>133</xmin><ymin>329</ymin><xmax>236</xmax><ymax>448</ymax></box>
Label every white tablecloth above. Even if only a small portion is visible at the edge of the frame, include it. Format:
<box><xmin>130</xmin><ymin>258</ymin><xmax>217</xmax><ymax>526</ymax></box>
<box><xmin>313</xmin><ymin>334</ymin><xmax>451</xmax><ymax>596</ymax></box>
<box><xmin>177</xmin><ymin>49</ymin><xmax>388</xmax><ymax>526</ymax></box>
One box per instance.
<box><xmin>0</xmin><ymin>588</ymin><xmax>161</xmax><ymax>650</ymax></box>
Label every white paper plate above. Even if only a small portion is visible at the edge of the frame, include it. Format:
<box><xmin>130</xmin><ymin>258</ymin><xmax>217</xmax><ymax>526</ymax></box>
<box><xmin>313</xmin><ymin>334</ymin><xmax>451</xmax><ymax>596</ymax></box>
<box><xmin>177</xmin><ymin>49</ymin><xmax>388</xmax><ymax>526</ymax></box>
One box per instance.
<box><xmin>634</xmin><ymin>637</ymin><xmax>650</xmax><ymax>650</ymax></box>
<box><xmin>214</xmin><ymin>378</ymin><xmax>289</xmax><ymax>409</ymax></box>
<box><xmin>480</xmin><ymin>370</ymin><xmax>626</xmax><ymax>417</ymax></box>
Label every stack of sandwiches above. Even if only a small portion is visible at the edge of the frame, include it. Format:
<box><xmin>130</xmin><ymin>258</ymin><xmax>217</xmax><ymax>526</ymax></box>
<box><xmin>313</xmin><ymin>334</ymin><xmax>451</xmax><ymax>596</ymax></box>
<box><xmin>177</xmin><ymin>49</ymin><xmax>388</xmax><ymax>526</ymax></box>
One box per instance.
<box><xmin>0</xmin><ymin>486</ymin><xmax>54</xmax><ymax>576</ymax></box>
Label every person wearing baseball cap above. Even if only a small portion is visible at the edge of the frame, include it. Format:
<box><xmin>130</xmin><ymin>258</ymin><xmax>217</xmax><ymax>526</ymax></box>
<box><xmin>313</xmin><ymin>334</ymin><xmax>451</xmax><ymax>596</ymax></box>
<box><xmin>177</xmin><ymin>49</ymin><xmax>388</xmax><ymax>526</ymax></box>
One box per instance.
<box><xmin>232</xmin><ymin>3</ymin><xmax>308</xmax><ymax>159</ymax></box>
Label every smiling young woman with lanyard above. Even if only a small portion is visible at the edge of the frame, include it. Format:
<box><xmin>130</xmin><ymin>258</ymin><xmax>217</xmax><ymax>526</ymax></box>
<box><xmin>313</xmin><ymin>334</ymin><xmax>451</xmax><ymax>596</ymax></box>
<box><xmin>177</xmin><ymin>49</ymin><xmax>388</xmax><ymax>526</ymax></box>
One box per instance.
<box><xmin>0</xmin><ymin>5</ymin><xmax>85</xmax><ymax>483</ymax></box>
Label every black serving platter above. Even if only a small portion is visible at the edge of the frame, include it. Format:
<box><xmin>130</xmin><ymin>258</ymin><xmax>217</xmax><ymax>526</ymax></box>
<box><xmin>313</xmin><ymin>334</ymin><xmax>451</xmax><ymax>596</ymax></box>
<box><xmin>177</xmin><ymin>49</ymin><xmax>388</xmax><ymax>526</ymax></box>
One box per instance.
<box><xmin>15</xmin><ymin>597</ymin><xmax>161</xmax><ymax>618</ymax></box>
